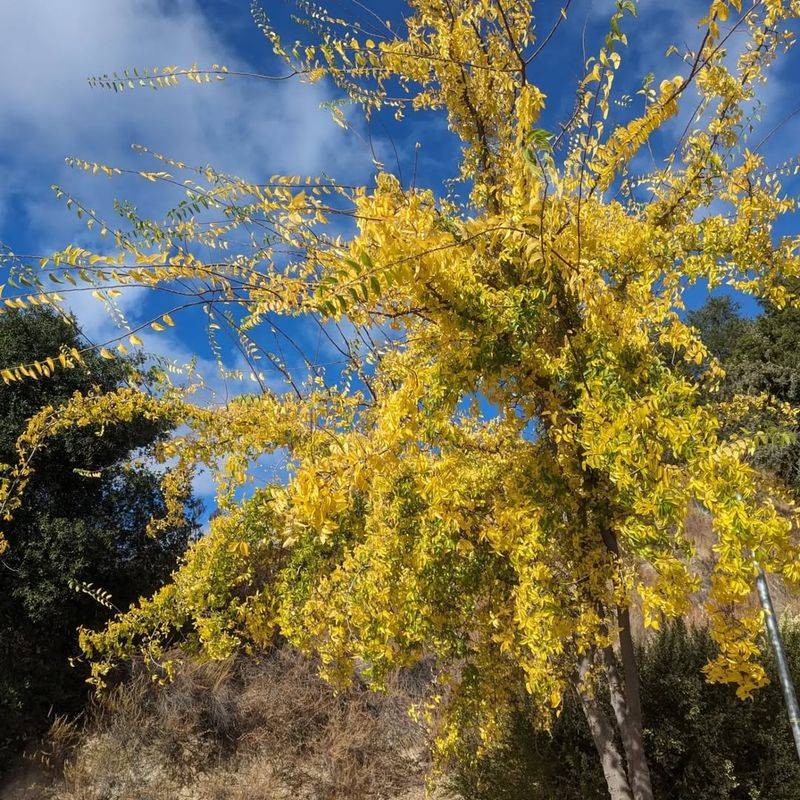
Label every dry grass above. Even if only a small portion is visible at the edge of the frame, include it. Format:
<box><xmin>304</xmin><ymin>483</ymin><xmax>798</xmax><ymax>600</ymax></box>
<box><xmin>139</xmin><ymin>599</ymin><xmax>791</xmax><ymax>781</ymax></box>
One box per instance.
<box><xmin>9</xmin><ymin>647</ymin><xmax>442</xmax><ymax>800</ymax></box>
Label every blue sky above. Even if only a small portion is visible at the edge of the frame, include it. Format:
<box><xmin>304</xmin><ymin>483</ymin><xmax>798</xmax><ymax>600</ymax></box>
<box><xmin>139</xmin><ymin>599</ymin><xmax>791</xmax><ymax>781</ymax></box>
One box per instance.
<box><xmin>1</xmin><ymin>0</ymin><xmax>799</xmax><ymax>511</ymax></box>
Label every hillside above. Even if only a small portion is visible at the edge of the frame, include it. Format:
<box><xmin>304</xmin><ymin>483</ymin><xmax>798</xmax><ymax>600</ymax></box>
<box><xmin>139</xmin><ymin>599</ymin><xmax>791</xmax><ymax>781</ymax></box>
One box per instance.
<box><xmin>4</xmin><ymin>648</ymin><xmax>445</xmax><ymax>800</ymax></box>
<box><xmin>6</xmin><ymin>506</ymin><xmax>800</xmax><ymax>800</ymax></box>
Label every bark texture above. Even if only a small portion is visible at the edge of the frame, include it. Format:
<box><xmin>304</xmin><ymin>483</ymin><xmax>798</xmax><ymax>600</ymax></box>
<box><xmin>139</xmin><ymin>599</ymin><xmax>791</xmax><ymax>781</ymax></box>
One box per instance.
<box><xmin>575</xmin><ymin>652</ymin><xmax>634</xmax><ymax>800</ymax></box>
<box><xmin>602</xmin><ymin>640</ymin><xmax>653</xmax><ymax>800</ymax></box>
<box><xmin>598</xmin><ymin>527</ymin><xmax>654</xmax><ymax>800</ymax></box>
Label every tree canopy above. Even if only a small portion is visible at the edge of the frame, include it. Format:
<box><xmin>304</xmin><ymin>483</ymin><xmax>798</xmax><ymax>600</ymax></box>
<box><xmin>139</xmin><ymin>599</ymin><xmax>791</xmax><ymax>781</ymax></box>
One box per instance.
<box><xmin>2</xmin><ymin>1</ymin><xmax>800</xmax><ymax>797</ymax></box>
<box><xmin>690</xmin><ymin>294</ymin><xmax>800</xmax><ymax>493</ymax></box>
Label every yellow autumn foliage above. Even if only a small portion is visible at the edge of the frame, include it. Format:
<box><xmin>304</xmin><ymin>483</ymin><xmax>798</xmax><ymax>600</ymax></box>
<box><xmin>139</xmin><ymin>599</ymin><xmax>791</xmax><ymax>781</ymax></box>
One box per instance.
<box><xmin>2</xmin><ymin>0</ymin><xmax>800</xmax><ymax>776</ymax></box>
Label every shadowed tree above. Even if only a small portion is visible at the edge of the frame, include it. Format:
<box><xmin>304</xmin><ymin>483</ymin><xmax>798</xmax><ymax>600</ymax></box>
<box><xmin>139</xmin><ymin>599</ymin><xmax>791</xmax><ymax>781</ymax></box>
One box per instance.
<box><xmin>690</xmin><ymin>294</ymin><xmax>800</xmax><ymax>493</ymax></box>
<box><xmin>0</xmin><ymin>308</ymin><xmax>199</xmax><ymax>770</ymax></box>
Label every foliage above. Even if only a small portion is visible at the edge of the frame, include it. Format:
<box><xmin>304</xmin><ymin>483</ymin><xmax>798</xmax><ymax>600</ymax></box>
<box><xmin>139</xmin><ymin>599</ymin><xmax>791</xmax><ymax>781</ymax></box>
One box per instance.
<box><xmin>0</xmin><ymin>309</ymin><xmax>199</xmax><ymax>769</ymax></box>
<box><xmin>3</xmin><ymin>0</ymin><xmax>800</xmax><ymax>796</ymax></box>
<box><xmin>450</xmin><ymin>619</ymin><xmax>800</xmax><ymax>800</ymax></box>
<box><xmin>690</xmin><ymin>294</ymin><xmax>800</xmax><ymax>494</ymax></box>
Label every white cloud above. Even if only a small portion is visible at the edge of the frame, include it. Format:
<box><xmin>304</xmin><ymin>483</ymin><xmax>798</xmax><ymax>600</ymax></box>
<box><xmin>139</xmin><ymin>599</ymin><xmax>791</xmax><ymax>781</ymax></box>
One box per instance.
<box><xmin>0</xmin><ymin>0</ymin><xmax>371</xmax><ymax>240</ymax></box>
<box><xmin>62</xmin><ymin>284</ymin><xmax>149</xmax><ymax>343</ymax></box>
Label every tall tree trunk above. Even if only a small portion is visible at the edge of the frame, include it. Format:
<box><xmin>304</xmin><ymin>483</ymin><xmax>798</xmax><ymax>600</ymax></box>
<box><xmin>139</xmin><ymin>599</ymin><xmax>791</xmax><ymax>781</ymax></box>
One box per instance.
<box><xmin>598</xmin><ymin>528</ymin><xmax>654</xmax><ymax>800</ymax></box>
<box><xmin>616</xmin><ymin>606</ymin><xmax>653</xmax><ymax>800</ymax></box>
<box><xmin>601</xmin><ymin>641</ymin><xmax>653</xmax><ymax>800</ymax></box>
<box><xmin>574</xmin><ymin>651</ymin><xmax>634</xmax><ymax>800</ymax></box>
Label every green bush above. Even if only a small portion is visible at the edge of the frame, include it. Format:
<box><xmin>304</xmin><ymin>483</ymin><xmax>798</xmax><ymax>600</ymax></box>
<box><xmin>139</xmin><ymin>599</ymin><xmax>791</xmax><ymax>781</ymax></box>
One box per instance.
<box><xmin>451</xmin><ymin>620</ymin><xmax>800</xmax><ymax>800</ymax></box>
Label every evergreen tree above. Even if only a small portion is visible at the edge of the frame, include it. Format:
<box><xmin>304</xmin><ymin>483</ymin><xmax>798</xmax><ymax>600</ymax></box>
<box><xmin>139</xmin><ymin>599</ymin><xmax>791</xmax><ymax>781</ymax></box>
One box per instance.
<box><xmin>689</xmin><ymin>296</ymin><xmax>800</xmax><ymax>493</ymax></box>
<box><xmin>0</xmin><ymin>308</ymin><xmax>199</xmax><ymax>769</ymax></box>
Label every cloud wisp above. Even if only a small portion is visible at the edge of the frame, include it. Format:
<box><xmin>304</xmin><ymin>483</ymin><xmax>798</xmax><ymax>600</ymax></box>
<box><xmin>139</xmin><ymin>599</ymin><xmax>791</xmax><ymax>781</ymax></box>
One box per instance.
<box><xmin>0</xmin><ymin>0</ymin><xmax>372</xmax><ymax>242</ymax></box>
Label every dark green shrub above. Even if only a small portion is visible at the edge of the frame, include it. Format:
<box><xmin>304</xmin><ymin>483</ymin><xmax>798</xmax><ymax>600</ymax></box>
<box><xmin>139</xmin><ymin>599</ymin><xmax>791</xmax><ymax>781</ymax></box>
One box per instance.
<box><xmin>0</xmin><ymin>309</ymin><xmax>200</xmax><ymax>771</ymax></box>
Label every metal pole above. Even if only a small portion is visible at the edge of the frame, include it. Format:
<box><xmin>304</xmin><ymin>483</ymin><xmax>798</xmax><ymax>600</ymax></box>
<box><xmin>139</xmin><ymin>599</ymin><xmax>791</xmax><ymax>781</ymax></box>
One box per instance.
<box><xmin>756</xmin><ymin>566</ymin><xmax>800</xmax><ymax>760</ymax></box>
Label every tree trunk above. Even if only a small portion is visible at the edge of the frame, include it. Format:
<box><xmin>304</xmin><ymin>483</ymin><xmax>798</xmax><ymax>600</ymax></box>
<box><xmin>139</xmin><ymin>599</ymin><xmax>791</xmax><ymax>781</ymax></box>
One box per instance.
<box><xmin>616</xmin><ymin>607</ymin><xmax>653</xmax><ymax>800</ymax></box>
<box><xmin>598</xmin><ymin>528</ymin><xmax>654</xmax><ymax>800</ymax></box>
<box><xmin>601</xmin><ymin>641</ymin><xmax>654</xmax><ymax>800</ymax></box>
<box><xmin>574</xmin><ymin>652</ymin><xmax>634</xmax><ymax>800</ymax></box>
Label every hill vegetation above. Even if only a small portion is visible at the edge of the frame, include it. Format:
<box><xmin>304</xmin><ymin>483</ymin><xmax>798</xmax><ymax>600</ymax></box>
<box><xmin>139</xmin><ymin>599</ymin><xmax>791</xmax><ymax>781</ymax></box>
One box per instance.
<box><xmin>7</xmin><ymin>619</ymin><xmax>800</xmax><ymax>800</ymax></box>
